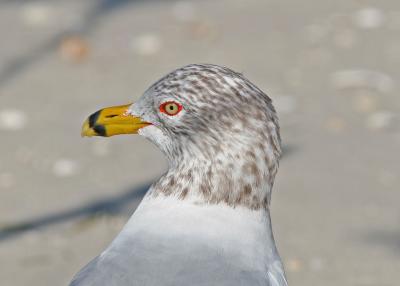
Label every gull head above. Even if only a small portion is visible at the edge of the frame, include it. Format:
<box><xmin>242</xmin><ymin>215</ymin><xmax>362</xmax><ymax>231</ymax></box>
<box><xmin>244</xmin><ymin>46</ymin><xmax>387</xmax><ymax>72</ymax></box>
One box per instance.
<box><xmin>82</xmin><ymin>64</ymin><xmax>282</xmax><ymax>208</ymax></box>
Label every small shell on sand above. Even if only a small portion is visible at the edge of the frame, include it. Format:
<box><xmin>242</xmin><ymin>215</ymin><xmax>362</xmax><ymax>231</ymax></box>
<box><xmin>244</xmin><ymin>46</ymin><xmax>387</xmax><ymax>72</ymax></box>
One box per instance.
<box><xmin>0</xmin><ymin>109</ymin><xmax>27</xmax><ymax>131</ymax></box>
<box><xmin>52</xmin><ymin>159</ymin><xmax>80</xmax><ymax>177</ymax></box>
<box><xmin>330</xmin><ymin>69</ymin><xmax>394</xmax><ymax>94</ymax></box>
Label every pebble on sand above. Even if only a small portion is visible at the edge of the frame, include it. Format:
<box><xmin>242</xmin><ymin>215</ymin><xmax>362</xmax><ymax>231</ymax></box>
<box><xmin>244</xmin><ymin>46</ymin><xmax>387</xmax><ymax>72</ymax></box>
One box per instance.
<box><xmin>0</xmin><ymin>109</ymin><xmax>27</xmax><ymax>131</ymax></box>
<box><xmin>52</xmin><ymin>159</ymin><xmax>79</xmax><ymax>177</ymax></box>
<box><xmin>21</xmin><ymin>3</ymin><xmax>52</xmax><ymax>27</ymax></box>
<box><xmin>286</xmin><ymin>258</ymin><xmax>303</xmax><ymax>273</ymax></box>
<box><xmin>366</xmin><ymin>111</ymin><xmax>396</xmax><ymax>130</ymax></box>
<box><xmin>352</xmin><ymin>94</ymin><xmax>377</xmax><ymax>113</ymax></box>
<box><xmin>130</xmin><ymin>34</ymin><xmax>162</xmax><ymax>56</ymax></box>
<box><xmin>60</xmin><ymin>37</ymin><xmax>89</xmax><ymax>62</ymax></box>
<box><xmin>330</xmin><ymin>69</ymin><xmax>394</xmax><ymax>94</ymax></box>
<box><xmin>353</xmin><ymin>7</ymin><xmax>384</xmax><ymax>29</ymax></box>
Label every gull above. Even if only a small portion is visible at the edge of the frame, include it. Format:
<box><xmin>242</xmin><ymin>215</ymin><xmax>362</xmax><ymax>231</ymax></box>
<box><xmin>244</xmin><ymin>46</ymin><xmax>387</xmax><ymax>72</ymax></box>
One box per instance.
<box><xmin>73</xmin><ymin>64</ymin><xmax>288</xmax><ymax>286</ymax></box>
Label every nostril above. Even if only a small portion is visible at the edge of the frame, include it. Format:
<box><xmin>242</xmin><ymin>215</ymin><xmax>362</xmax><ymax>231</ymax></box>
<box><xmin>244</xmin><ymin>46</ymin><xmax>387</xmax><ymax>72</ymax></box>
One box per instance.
<box><xmin>105</xmin><ymin>114</ymin><xmax>118</xmax><ymax>118</ymax></box>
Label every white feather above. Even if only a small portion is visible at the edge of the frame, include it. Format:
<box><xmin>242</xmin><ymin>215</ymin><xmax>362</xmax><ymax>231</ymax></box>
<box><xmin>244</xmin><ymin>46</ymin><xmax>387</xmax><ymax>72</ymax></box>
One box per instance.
<box><xmin>71</xmin><ymin>195</ymin><xmax>287</xmax><ymax>286</ymax></box>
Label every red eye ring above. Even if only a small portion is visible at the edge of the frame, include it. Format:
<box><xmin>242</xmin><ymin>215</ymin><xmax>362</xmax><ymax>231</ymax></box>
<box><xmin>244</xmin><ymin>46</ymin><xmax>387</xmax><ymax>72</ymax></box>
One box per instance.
<box><xmin>159</xmin><ymin>101</ymin><xmax>183</xmax><ymax>116</ymax></box>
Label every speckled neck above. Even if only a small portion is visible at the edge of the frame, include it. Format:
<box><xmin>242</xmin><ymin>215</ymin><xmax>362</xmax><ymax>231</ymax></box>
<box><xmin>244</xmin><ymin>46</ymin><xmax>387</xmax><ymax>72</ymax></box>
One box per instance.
<box><xmin>148</xmin><ymin>138</ymin><xmax>277</xmax><ymax>210</ymax></box>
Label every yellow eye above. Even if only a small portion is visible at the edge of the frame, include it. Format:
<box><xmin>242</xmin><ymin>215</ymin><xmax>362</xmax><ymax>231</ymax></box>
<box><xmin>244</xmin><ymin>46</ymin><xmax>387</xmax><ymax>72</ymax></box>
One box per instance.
<box><xmin>160</xmin><ymin>101</ymin><xmax>182</xmax><ymax>116</ymax></box>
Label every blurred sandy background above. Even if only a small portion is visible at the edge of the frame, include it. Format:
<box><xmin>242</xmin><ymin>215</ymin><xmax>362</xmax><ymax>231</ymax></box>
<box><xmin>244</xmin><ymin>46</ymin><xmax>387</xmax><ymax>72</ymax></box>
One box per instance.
<box><xmin>0</xmin><ymin>0</ymin><xmax>399</xmax><ymax>285</ymax></box>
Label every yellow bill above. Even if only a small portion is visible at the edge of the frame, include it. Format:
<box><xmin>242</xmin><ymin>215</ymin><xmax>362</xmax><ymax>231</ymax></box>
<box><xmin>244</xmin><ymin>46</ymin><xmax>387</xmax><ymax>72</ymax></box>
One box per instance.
<box><xmin>81</xmin><ymin>104</ymin><xmax>151</xmax><ymax>137</ymax></box>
